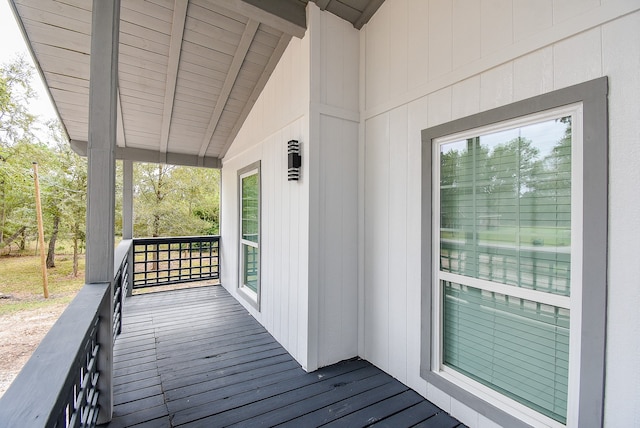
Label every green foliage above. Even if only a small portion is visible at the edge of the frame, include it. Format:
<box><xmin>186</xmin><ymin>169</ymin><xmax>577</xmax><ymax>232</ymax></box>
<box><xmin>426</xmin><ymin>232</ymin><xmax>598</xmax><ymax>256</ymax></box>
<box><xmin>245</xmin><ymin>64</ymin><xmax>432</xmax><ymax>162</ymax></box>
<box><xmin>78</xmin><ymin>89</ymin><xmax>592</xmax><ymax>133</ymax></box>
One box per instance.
<box><xmin>0</xmin><ymin>55</ymin><xmax>37</xmax><ymax>146</ymax></box>
<box><xmin>133</xmin><ymin>163</ymin><xmax>220</xmax><ymax>238</ymax></box>
<box><xmin>0</xmin><ymin>56</ymin><xmax>220</xmax><ymax>262</ymax></box>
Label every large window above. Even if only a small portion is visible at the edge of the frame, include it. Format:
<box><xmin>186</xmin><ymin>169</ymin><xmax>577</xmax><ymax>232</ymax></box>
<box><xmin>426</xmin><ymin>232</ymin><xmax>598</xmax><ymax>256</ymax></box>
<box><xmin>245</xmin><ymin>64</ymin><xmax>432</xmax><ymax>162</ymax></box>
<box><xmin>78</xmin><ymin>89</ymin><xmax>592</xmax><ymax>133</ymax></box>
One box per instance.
<box><xmin>421</xmin><ymin>78</ymin><xmax>607</xmax><ymax>428</ymax></box>
<box><xmin>239</xmin><ymin>162</ymin><xmax>260</xmax><ymax>308</ymax></box>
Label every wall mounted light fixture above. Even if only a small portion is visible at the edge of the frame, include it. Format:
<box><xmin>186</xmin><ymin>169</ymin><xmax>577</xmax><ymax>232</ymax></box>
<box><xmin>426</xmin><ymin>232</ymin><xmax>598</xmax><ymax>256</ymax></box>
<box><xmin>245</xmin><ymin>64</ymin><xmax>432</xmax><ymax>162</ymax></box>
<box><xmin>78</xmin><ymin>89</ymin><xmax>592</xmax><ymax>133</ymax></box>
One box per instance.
<box><xmin>287</xmin><ymin>140</ymin><xmax>301</xmax><ymax>181</ymax></box>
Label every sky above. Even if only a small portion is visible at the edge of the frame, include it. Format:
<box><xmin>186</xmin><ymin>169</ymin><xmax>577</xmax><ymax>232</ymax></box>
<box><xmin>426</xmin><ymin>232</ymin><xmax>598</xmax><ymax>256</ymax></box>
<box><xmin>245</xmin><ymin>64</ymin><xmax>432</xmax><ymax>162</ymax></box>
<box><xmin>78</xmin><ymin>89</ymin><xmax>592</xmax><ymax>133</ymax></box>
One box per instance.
<box><xmin>1</xmin><ymin>0</ymin><xmax>59</xmax><ymax>126</ymax></box>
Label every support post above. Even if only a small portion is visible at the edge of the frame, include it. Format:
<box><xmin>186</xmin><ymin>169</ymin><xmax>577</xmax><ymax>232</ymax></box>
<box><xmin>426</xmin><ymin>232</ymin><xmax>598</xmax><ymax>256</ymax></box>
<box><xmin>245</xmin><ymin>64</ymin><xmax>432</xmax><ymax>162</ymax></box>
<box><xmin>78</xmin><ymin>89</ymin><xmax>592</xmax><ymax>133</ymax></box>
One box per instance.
<box><xmin>87</xmin><ymin>0</ymin><xmax>120</xmax><ymax>423</ymax></box>
<box><xmin>123</xmin><ymin>160</ymin><xmax>134</xmax><ymax>297</ymax></box>
<box><xmin>122</xmin><ymin>160</ymin><xmax>133</xmax><ymax>240</ymax></box>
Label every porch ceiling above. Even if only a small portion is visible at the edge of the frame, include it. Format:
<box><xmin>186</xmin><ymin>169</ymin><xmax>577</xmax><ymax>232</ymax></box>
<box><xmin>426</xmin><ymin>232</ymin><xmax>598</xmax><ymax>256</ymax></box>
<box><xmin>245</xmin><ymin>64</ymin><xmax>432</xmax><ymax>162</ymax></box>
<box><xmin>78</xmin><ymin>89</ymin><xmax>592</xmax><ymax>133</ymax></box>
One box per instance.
<box><xmin>10</xmin><ymin>0</ymin><xmax>384</xmax><ymax>168</ymax></box>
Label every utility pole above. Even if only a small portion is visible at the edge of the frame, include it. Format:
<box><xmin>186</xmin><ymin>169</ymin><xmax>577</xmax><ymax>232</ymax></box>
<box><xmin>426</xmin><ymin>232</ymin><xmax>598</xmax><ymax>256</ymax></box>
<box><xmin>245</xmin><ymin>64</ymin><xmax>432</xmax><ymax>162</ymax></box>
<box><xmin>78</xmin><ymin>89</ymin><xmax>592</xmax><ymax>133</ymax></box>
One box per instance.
<box><xmin>32</xmin><ymin>162</ymin><xmax>49</xmax><ymax>299</ymax></box>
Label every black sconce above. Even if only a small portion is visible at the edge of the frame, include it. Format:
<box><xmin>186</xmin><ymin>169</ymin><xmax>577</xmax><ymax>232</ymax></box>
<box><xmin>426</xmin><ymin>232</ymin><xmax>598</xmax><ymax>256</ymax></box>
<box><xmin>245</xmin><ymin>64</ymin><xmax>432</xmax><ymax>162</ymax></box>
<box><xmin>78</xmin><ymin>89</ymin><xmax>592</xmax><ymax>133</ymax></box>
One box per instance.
<box><xmin>287</xmin><ymin>140</ymin><xmax>301</xmax><ymax>181</ymax></box>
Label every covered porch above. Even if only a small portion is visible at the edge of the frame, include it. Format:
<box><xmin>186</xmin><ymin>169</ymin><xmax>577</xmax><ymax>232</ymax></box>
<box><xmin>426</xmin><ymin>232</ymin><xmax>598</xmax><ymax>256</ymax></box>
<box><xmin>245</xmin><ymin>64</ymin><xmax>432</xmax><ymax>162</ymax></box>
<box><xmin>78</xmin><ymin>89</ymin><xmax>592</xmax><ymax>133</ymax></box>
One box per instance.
<box><xmin>109</xmin><ymin>285</ymin><xmax>462</xmax><ymax>427</ymax></box>
<box><xmin>0</xmin><ymin>1</ymin><xmax>463</xmax><ymax>426</ymax></box>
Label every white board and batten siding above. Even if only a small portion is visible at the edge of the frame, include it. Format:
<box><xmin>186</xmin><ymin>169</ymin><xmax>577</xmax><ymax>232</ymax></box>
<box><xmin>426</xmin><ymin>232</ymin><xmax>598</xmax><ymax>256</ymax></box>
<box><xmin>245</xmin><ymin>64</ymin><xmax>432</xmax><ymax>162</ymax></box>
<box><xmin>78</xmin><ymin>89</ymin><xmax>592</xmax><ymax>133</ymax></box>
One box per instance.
<box><xmin>221</xmin><ymin>4</ymin><xmax>359</xmax><ymax>372</ymax></box>
<box><xmin>361</xmin><ymin>0</ymin><xmax>640</xmax><ymax>426</ymax></box>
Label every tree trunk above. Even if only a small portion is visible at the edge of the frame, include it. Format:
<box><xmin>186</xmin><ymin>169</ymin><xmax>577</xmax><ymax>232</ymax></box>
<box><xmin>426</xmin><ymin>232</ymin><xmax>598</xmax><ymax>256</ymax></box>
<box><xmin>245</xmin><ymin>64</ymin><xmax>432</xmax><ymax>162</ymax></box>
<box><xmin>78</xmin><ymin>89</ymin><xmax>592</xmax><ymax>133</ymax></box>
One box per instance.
<box><xmin>19</xmin><ymin>228</ymin><xmax>26</xmax><ymax>250</ymax></box>
<box><xmin>0</xmin><ymin>181</ymin><xmax>5</xmax><ymax>244</ymax></box>
<box><xmin>0</xmin><ymin>225</ymin><xmax>26</xmax><ymax>248</ymax></box>
<box><xmin>46</xmin><ymin>215</ymin><xmax>60</xmax><ymax>268</ymax></box>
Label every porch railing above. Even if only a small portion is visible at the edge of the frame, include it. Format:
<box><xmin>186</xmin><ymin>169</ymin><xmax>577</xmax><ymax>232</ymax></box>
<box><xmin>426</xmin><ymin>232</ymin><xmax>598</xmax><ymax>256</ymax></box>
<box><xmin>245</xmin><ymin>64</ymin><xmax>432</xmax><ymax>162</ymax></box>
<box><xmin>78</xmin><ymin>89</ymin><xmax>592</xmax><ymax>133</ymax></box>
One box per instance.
<box><xmin>0</xmin><ymin>240</ymin><xmax>132</xmax><ymax>427</ymax></box>
<box><xmin>132</xmin><ymin>235</ymin><xmax>219</xmax><ymax>290</ymax></box>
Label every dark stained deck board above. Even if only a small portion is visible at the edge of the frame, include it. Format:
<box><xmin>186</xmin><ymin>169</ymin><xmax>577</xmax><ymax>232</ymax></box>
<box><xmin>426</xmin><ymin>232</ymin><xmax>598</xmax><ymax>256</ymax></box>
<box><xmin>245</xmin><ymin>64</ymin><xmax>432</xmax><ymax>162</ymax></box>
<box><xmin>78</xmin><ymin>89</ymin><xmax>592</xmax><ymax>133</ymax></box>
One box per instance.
<box><xmin>108</xmin><ymin>285</ymin><xmax>464</xmax><ymax>428</ymax></box>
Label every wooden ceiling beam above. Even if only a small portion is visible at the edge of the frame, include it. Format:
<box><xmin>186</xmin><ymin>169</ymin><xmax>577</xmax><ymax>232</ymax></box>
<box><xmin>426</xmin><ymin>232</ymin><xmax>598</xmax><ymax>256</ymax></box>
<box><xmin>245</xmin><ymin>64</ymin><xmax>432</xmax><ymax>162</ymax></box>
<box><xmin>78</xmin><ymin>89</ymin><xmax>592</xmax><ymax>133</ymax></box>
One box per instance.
<box><xmin>315</xmin><ymin>0</ymin><xmax>331</xmax><ymax>11</ymax></box>
<box><xmin>207</xmin><ymin>0</ymin><xmax>306</xmax><ymax>38</ymax></box>
<box><xmin>198</xmin><ymin>19</ymin><xmax>259</xmax><ymax>158</ymax></box>
<box><xmin>159</xmin><ymin>0</ymin><xmax>189</xmax><ymax>155</ymax></box>
<box><xmin>354</xmin><ymin>0</ymin><xmax>385</xmax><ymax>29</ymax></box>
<box><xmin>70</xmin><ymin>139</ymin><xmax>221</xmax><ymax>168</ymax></box>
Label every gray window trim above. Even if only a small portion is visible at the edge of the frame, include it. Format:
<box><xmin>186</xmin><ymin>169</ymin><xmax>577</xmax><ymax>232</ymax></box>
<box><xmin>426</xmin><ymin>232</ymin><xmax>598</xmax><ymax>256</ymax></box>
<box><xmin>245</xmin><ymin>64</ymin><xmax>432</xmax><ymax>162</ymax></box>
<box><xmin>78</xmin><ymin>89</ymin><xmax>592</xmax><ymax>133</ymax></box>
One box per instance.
<box><xmin>238</xmin><ymin>160</ymin><xmax>261</xmax><ymax>311</ymax></box>
<box><xmin>420</xmin><ymin>77</ymin><xmax>608</xmax><ymax>428</ymax></box>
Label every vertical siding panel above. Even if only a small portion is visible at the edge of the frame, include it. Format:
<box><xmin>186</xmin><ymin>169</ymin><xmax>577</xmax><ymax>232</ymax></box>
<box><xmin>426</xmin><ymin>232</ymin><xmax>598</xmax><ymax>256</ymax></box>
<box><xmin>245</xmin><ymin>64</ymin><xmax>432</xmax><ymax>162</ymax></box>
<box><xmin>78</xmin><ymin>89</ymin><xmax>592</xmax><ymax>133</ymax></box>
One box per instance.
<box><xmin>274</xmin><ymin>131</ymin><xmax>283</xmax><ymax>342</ymax></box>
<box><xmin>264</xmin><ymin>135</ymin><xmax>275</xmax><ymax>333</ymax></box>
<box><xmin>343</xmin><ymin>23</ymin><xmax>360</xmax><ymax>112</ymax></box>
<box><xmin>288</xmin><ymin>122</ymin><xmax>301</xmax><ymax>356</ymax></box>
<box><xmin>280</xmin><ymin>130</ymin><xmax>291</xmax><ymax>351</ymax></box>
<box><xmin>388</xmin><ymin>105</ymin><xmax>408</xmax><ymax>382</ymax></box>
<box><xmin>407</xmin><ymin>0</ymin><xmax>429</xmax><ymax>90</ymax></box>
<box><xmin>602</xmin><ymin>12</ymin><xmax>640</xmax><ymax>425</ymax></box>
<box><xmin>297</xmin><ymin>119</ymin><xmax>311</xmax><ymax>365</ymax></box>
<box><xmin>553</xmin><ymin>0</ymin><xmax>601</xmax><ymax>24</ymax></box>
<box><xmin>451</xmin><ymin>76</ymin><xmax>480</xmax><ymax>120</ymax></box>
<box><xmin>479</xmin><ymin>62</ymin><xmax>514</xmax><ymax>111</ymax></box>
<box><xmin>553</xmin><ymin>28</ymin><xmax>602</xmax><ymax>90</ymax></box>
<box><xmin>513</xmin><ymin>47</ymin><xmax>553</xmax><ymax>101</ymax></box>
<box><xmin>389</xmin><ymin>0</ymin><xmax>408</xmax><ymax>98</ymax></box>
<box><xmin>480</xmin><ymin>0</ymin><xmax>513</xmax><ymax>57</ymax></box>
<box><xmin>364</xmin><ymin>113</ymin><xmax>390</xmax><ymax>368</ymax></box>
<box><xmin>513</xmin><ymin>0</ymin><xmax>552</xmax><ymax>42</ymax></box>
<box><xmin>319</xmin><ymin>114</ymin><xmax>339</xmax><ymax>365</ymax></box>
<box><xmin>428</xmin><ymin>0</ymin><xmax>452</xmax><ymax>80</ymax></box>
<box><xmin>365</xmin><ymin>5</ymin><xmax>390</xmax><ymax>110</ymax></box>
<box><xmin>452</xmin><ymin>0</ymin><xmax>481</xmax><ymax>70</ymax></box>
<box><xmin>321</xmin><ymin>13</ymin><xmax>340</xmax><ymax>108</ymax></box>
<box><xmin>407</xmin><ymin>95</ymin><xmax>428</xmax><ymax>394</ymax></box>
<box><xmin>427</xmin><ymin>87</ymin><xmax>452</xmax><ymax>128</ymax></box>
<box><xmin>342</xmin><ymin>120</ymin><xmax>359</xmax><ymax>359</ymax></box>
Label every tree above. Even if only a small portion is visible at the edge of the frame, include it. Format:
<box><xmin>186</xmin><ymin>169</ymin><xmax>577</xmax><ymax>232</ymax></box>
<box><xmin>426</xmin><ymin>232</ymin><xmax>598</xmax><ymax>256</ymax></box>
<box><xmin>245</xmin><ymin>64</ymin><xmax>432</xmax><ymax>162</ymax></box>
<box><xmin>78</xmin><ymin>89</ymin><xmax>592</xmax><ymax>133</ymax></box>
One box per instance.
<box><xmin>133</xmin><ymin>163</ymin><xmax>219</xmax><ymax>238</ymax></box>
<box><xmin>40</xmin><ymin>122</ymin><xmax>87</xmax><ymax>273</ymax></box>
<box><xmin>0</xmin><ymin>56</ymin><xmax>39</xmax><ymax>245</ymax></box>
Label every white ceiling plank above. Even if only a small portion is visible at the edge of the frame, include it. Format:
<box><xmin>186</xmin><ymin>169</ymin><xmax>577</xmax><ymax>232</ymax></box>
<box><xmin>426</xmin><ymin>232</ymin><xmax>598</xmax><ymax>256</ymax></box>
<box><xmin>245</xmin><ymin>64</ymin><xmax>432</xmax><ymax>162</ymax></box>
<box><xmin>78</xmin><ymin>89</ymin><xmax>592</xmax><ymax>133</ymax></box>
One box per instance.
<box><xmin>119</xmin><ymin>62</ymin><xmax>167</xmax><ymax>84</ymax></box>
<box><xmin>197</xmin><ymin>19</ymin><xmax>259</xmax><ymax>157</ymax></box>
<box><xmin>119</xmin><ymin>20</ymin><xmax>171</xmax><ymax>46</ymax></box>
<box><xmin>159</xmin><ymin>0</ymin><xmax>188</xmax><ymax>155</ymax></box>
<box><xmin>122</xmin><ymin>0</ymin><xmax>174</xmax><ymax>24</ymax></box>
<box><xmin>119</xmin><ymin>46</ymin><xmax>169</xmax><ymax>67</ymax></box>
<box><xmin>120</xmin><ymin>7</ymin><xmax>173</xmax><ymax>35</ymax></box>
<box><xmin>119</xmin><ymin>32</ymin><xmax>171</xmax><ymax>57</ymax></box>
<box><xmin>16</xmin><ymin>2</ymin><xmax>91</xmax><ymax>34</ymax></box>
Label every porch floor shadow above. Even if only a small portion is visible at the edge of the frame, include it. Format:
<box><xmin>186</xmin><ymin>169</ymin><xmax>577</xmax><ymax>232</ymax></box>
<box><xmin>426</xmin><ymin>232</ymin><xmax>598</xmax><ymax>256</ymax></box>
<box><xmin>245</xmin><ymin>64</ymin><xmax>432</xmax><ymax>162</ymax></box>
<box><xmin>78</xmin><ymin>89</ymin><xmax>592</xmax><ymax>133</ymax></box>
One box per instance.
<box><xmin>107</xmin><ymin>285</ymin><xmax>464</xmax><ymax>428</ymax></box>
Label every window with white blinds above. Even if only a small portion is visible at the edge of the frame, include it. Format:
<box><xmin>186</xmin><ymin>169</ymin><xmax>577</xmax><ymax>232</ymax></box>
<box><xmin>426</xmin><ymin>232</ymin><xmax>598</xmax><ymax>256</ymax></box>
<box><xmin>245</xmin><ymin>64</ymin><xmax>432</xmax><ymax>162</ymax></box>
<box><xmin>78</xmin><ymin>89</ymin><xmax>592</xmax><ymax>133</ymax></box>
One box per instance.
<box><xmin>433</xmin><ymin>108</ymin><xmax>580</xmax><ymax>425</ymax></box>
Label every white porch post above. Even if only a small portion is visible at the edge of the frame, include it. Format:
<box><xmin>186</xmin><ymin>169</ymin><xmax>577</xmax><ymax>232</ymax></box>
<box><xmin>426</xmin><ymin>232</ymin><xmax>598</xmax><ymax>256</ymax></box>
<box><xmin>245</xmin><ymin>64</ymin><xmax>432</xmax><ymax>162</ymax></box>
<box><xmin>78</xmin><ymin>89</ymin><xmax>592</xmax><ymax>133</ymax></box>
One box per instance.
<box><xmin>123</xmin><ymin>159</ymin><xmax>134</xmax><ymax>297</ymax></box>
<box><xmin>87</xmin><ymin>0</ymin><xmax>120</xmax><ymax>423</ymax></box>
<box><xmin>122</xmin><ymin>160</ymin><xmax>134</xmax><ymax>240</ymax></box>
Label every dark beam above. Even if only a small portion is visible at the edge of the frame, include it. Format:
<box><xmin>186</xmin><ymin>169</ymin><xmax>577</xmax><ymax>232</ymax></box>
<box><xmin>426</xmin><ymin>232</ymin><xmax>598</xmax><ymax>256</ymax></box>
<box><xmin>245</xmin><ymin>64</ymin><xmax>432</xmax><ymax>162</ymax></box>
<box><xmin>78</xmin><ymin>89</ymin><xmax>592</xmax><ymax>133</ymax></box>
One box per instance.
<box><xmin>354</xmin><ymin>0</ymin><xmax>385</xmax><ymax>29</ymax></box>
<box><xmin>239</xmin><ymin>0</ymin><xmax>307</xmax><ymax>37</ymax></box>
<box><xmin>71</xmin><ymin>140</ymin><xmax>222</xmax><ymax>169</ymax></box>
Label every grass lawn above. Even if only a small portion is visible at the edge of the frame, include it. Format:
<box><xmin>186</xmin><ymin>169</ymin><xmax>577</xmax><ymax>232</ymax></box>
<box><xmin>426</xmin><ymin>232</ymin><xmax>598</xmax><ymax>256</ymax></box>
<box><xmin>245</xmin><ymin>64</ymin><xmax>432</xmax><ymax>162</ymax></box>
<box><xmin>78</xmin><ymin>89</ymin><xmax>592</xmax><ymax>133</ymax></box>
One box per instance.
<box><xmin>0</xmin><ymin>252</ymin><xmax>85</xmax><ymax>316</ymax></box>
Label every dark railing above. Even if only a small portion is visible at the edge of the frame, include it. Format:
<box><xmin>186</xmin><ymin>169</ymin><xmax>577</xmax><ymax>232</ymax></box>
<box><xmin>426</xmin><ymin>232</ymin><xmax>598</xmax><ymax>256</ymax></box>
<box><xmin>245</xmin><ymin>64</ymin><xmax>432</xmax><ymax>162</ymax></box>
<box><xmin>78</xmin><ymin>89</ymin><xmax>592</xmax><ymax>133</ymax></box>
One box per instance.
<box><xmin>0</xmin><ymin>240</ymin><xmax>132</xmax><ymax>427</ymax></box>
<box><xmin>132</xmin><ymin>235</ymin><xmax>219</xmax><ymax>290</ymax></box>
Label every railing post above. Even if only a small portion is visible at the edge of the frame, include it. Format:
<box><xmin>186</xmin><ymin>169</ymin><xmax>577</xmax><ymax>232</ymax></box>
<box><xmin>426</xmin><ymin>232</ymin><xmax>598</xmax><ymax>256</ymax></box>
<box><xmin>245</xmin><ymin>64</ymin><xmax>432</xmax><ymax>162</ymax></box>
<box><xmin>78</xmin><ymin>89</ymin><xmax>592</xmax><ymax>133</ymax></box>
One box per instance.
<box><xmin>87</xmin><ymin>0</ymin><xmax>120</xmax><ymax>423</ymax></box>
<box><xmin>127</xmin><ymin>242</ymin><xmax>134</xmax><ymax>297</ymax></box>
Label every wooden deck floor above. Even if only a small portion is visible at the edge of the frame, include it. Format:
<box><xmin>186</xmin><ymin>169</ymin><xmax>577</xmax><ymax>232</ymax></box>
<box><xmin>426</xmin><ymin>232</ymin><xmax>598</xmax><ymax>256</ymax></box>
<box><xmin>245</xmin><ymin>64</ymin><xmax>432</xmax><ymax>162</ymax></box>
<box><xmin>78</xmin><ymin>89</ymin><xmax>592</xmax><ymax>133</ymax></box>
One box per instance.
<box><xmin>108</xmin><ymin>285</ymin><xmax>464</xmax><ymax>428</ymax></box>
